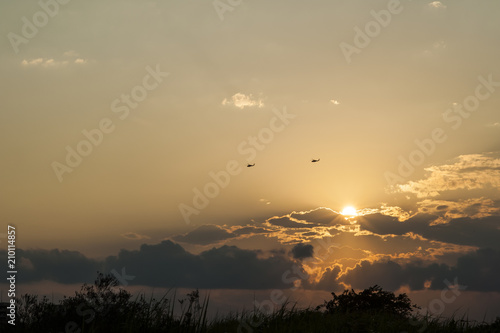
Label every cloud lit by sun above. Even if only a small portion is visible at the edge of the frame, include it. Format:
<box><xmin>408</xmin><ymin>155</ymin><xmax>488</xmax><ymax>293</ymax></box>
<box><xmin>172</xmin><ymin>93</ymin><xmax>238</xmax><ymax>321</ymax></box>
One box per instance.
<box><xmin>341</xmin><ymin>206</ymin><xmax>357</xmax><ymax>216</ymax></box>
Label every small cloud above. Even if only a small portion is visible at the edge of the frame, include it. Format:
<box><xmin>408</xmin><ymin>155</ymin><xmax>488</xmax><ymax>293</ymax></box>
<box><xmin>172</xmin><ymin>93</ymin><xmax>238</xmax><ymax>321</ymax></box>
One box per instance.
<box><xmin>330</xmin><ymin>99</ymin><xmax>340</xmax><ymax>105</ymax></box>
<box><xmin>222</xmin><ymin>93</ymin><xmax>264</xmax><ymax>109</ymax></box>
<box><xmin>259</xmin><ymin>198</ymin><xmax>271</xmax><ymax>205</ymax></box>
<box><xmin>44</xmin><ymin>59</ymin><xmax>55</xmax><ymax>67</ymax></box>
<box><xmin>172</xmin><ymin>225</ymin><xmax>235</xmax><ymax>245</ymax></box>
<box><xmin>428</xmin><ymin>1</ymin><xmax>447</xmax><ymax>9</ymax></box>
<box><xmin>486</xmin><ymin>122</ymin><xmax>500</xmax><ymax>128</ymax></box>
<box><xmin>22</xmin><ymin>58</ymin><xmax>44</xmax><ymax>66</ymax></box>
<box><xmin>433</xmin><ymin>40</ymin><xmax>447</xmax><ymax>49</ymax></box>
<box><xmin>21</xmin><ymin>53</ymin><xmax>89</xmax><ymax>68</ymax></box>
<box><xmin>418</xmin><ymin>41</ymin><xmax>447</xmax><ymax>58</ymax></box>
<box><xmin>121</xmin><ymin>232</ymin><xmax>151</xmax><ymax>240</ymax></box>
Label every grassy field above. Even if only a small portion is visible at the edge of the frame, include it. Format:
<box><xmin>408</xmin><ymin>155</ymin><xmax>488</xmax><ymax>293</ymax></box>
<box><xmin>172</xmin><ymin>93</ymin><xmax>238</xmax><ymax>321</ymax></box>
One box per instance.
<box><xmin>2</xmin><ymin>273</ymin><xmax>499</xmax><ymax>333</ymax></box>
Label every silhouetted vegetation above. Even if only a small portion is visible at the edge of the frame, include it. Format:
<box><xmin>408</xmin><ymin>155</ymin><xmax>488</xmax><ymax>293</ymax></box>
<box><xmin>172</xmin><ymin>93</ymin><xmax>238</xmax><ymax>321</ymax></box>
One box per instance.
<box><xmin>1</xmin><ymin>272</ymin><xmax>499</xmax><ymax>332</ymax></box>
<box><xmin>319</xmin><ymin>285</ymin><xmax>418</xmax><ymax>318</ymax></box>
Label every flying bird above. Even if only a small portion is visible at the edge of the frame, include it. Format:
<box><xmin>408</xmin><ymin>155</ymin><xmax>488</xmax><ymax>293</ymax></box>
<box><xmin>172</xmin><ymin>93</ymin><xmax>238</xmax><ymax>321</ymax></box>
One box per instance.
<box><xmin>247</xmin><ymin>163</ymin><xmax>255</xmax><ymax>167</ymax></box>
<box><xmin>311</xmin><ymin>158</ymin><xmax>320</xmax><ymax>163</ymax></box>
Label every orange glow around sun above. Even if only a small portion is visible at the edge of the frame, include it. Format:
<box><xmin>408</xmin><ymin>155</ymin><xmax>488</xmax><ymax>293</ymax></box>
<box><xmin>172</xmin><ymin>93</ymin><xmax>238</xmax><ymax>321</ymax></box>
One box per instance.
<box><xmin>341</xmin><ymin>206</ymin><xmax>357</xmax><ymax>216</ymax></box>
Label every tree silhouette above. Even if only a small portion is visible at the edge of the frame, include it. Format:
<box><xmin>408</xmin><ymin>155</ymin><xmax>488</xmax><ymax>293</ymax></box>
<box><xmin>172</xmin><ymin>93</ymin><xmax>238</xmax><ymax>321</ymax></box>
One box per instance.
<box><xmin>319</xmin><ymin>285</ymin><xmax>419</xmax><ymax>319</ymax></box>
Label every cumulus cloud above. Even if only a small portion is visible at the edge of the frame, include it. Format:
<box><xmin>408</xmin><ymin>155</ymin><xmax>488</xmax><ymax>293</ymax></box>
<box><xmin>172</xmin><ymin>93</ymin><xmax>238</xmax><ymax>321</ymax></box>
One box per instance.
<box><xmin>0</xmin><ymin>241</ymin><xmax>301</xmax><ymax>289</ymax></box>
<box><xmin>338</xmin><ymin>248</ymin><xmax>500</xmax><ymax>292</ymax></box>
<box><xmin>172</xmin><ymin>224</ymin><xmax>236</xmax><ymax>245</ymax></box>
<box><xmin>0</xmin><ymin>249</ymin><xmax>101</xmax><ymax>284</ymax></box>
<box><xmin>428</xmin><ymin>1</ymin><xmax>447</xmax><ymax>9</ymax></box>
<box><xmin>291</xmin><ymin>243</ymin><xmax>314</xmax><ymax>259</ymax></box>
<box><xmin>3</xmin><ymin>210</ymin><xmax>500</xmax><ymax>293</ymax></box>
<box><xmin>355</xmin><ymin>212</ymin><xmax>500</xmax><ymax>251</ymax></box>
<box><xmin>222</xmin><ymin>93</ymin><xmax>264</xmax><ymax>109</ymax></box>
<box><xmin>396</xmin><ymin>153</ymin><xmax>500</xmax><ymax>198</ymax></box>
<box><xmin>330</xmin><ymin>99</ymin><xmax>340</xmax><ymax>105</ymax></box>
<box><xmin>10</xmin><ymin>201</ymin><xmax>496</xmax><ymax>292</ymax></box>
<box><xmin>417</xmin><ymin>198</ymin><xmax>500</xmax><ymax>224</ymax></box>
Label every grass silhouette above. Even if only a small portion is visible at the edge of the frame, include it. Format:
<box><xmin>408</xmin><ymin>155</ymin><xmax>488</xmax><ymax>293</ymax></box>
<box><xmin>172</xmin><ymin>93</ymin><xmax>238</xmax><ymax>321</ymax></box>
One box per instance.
<box><xmin>2</xmin><ymin>272</ymin><xmax>499</xmax><ymax>332</ymax></box>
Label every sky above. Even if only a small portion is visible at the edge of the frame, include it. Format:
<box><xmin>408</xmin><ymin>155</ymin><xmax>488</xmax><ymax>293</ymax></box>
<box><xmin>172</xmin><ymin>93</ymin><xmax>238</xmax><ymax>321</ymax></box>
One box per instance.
<box><xmin>1</xmin><ymin>0</ymin><xmax>500</xmax><ymax>324</ymax></box>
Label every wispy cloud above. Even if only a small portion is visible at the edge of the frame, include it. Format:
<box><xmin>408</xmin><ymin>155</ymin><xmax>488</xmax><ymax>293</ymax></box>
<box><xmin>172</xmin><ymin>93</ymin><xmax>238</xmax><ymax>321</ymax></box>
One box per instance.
<box><xmin>486</xmin><ymin>122</ymin><xmax>500</xmax><ymax>128</ymax></box>
<box><xmin>121</xmin><ymin>232</ymin><xmax>151</xmax><ymax>240</ymax></box>
<box><xmin>63</xmin><ymin>50</ymin><xmax>80</xmax><ymax>57</ymax></box>
<box><xmin>21</xmin><ymin>57</ymin><xmax>88</xmax><ymax>68</ymax></box>
<box><xmin>21</xmin><ymin>51</ymin><xmax>89</xmax><ymax>68</ymax></box>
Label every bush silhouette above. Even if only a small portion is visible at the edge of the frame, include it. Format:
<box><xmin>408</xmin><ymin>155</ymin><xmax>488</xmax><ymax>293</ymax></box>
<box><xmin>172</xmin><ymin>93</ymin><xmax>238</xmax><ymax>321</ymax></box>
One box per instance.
<box><xmin>319</xmin><ymin>285</ymin><xmax>418</xmax><ymax>319</ymax></box>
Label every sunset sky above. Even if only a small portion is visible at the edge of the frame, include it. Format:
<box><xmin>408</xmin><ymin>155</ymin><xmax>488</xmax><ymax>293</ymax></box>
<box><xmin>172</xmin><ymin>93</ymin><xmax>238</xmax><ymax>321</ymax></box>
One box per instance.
<box><xmin>1</xmin><ymin>0</ymin><xmax>500</xmax><ymax>323</ymax></box>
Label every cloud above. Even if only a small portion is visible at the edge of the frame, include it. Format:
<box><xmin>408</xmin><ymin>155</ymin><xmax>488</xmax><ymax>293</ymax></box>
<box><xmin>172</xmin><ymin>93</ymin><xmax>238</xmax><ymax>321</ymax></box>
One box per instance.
<box><xmin>3</xmin><ymin>219</ymin><xmax>499</xmax><ymax>292</ymax></box>
<box><xmin>231</xmin><ymin>225</ymin><xmax>271</xmax><ymax>236</ymax></box>
<box><xmin>291</xmin><ymin>243</ymin><xmax>314</xmax><ymax>259</ymax></box>
<box><xmin>0</xmin><ymin>249</ymin><xmax>100</xmax><ymax>284</ymax></box>
<box><xmin>289</xmin><ymin>207</ymin><xmax>346</xmax><ymax>226</ymax></box>
<box><xmin>339</xmin><ymin>248</ymin><xmax>500</xmax><ymax>293</ymax></box>
<box><xmin>428</xmin><ymin>1</ymin><xmax>447</xmax><ymax>9</ymax></box>
<box><xmin>378</xmin><ymin>204</ymin><xmax>413</xmax><ymax>221</ymax></box>
<box><xmin>266</xmin><ymin>216</ymin><xmax>318</xmax><ymax>229</ymax></box>
<box><xmin>21</xmin><ymin>51</ymin><xmax>89</xmax><ymax>68</ymax></box>
<box><xmin>355</xmin><ymin>212</ymin><xmax>500</xmax><ymax>251</ymax></box>
<box><xmin>63</xmin><ymin>50</ymin><xmax>80</xmax><ymax>57</ymax></box>
<box><xmin>172</xmin><ymin>224</ymin><xmax>236</xmax><ymax>245</ymax></box>
<box><xmin>433</xmin><ymin>40</ymin><xmax>447</xmax><ymax>49</ymax></box>
<box><xmin>330</xmin><ymin>99</ymin><xmax>340</xmax><ymax>105</ymax></box>
<box><xmin>222</xmin><ymin>93</ymin><xmax>264</xmax><ymax>109</ymax></box>
<box><xmin>121</xmin><ymin>232</ymin><xmax>151</xmax><ymax>240</ymax></box>
<box><xmin>21</xmin><ymin>57</ymin><xmax>88</xmax><ymax>67</ymax></box>
<box><xmin>396</xmin><ymin>153</ymin><xmax>500</xmax><ymax>198</ymax></box>
<box><xmin>0</xmin><ymin>241</ymin><xmax>302</xmax><ymax>289</ymax></box>
<box><xmin>417</xmin><ymin>198</ymin><xmax>500</xmax><ymax>224</ymax></box>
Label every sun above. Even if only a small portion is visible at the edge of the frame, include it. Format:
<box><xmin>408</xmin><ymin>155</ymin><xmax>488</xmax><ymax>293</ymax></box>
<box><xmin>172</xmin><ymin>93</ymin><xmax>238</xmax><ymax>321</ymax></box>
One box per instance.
<box><xmin>341</xmin><ymin>206</ymin><xmax>357</xmax><ymax>216</ymax></box>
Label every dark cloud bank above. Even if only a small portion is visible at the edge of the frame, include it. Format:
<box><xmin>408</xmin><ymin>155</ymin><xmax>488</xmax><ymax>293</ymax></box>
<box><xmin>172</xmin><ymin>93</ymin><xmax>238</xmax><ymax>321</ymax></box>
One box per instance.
<box><xmin>2</xmin><ymin>241</ymin><xmax>499</xmax><ymax>293</ymax></box>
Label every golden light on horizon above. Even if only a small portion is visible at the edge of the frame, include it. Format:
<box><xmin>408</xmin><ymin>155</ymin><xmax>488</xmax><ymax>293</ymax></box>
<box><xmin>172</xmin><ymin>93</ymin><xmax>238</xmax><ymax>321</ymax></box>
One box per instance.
<box><xmin>341</xmin><ymin>206</ymin><xmax>357</xmax><ymax>217</ymax></box>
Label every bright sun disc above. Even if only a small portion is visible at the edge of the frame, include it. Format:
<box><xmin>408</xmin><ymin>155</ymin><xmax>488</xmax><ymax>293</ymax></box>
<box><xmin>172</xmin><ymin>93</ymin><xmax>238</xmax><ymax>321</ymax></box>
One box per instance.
<box><xmin>341</xmin><ymin>206</ymin><xmax>357</xmax><ymax>216</ymax></box>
